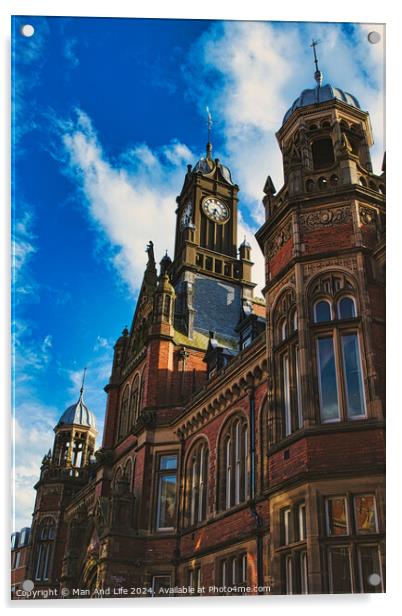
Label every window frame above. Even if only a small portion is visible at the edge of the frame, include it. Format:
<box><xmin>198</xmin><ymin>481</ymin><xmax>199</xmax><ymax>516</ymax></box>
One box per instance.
<box><xmin>357</xmin><ymin>544</ymin><xmax>384</xmax><ymax>593</ymax></box>
<box><xmin>325</xmin><ymin>495</ymin><xmax>350</xmax><ymax>536</ymax></box>
<box><xmin>315</xmin><ymin>324</ymin><xmax>367</xmax><ymax>423</ymax></box>
<box><xmin>353</xmin><ymin>494</ymin><xmax>379</xmax><ymax>535</ymax></box>
<box><xmin>151</xmin><ymin>575</ymin><xmax>172</xmax><ymax>597</ymax></box>
<box><xmin>220</xmin><ymin>415</ymin><xmax>249</xmax><ymax>511</ymax></box>
<box><xmin>185</xmin><ymin>440</ymin><xmax>209</xmax><ymax>528</ymax></box>
<box><xmin>155</xmin><ymin>453</ymin><xmax>178</xmax><ymax>532</ymax></box>
<box><xmin>218</xmin><ymin>552</ymin><xmax>248</xmax><ymax>594</ymax></box>
<box><xmin>313</xmin><ymin>299</ymin><xmax>333</xmax><ymax>323</ymax></box>
<box><xmin>34</xmin><ymin>517</ymin><xmax>56</xmax><ymax>582</ymax></box>
<box><xmin>327</xmin><ymin>545</ymin><xmax>354</xmax><ymax>593</ymax></box>
<box><xmin>337</xmin><ymin>295</ymin><xmax>357</xmax><ymax>320</ymax></box>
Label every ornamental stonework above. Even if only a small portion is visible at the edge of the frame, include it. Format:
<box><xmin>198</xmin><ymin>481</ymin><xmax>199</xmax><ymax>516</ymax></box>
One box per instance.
<box><xmin>359</xmin><ymin>205</ymin><xmax>378</xmax><ymax>226</ymax></box>
<box><xmin>266</xmin><ymin>221</ymin><xmax>292</xmax><ymax>259</ymax></box>
<box><xmin>299</xmin><ymin>206</ymin><xmax>352</xmax><ymax>231</ymax></box>
<box><xmin>303</xmin><ymin>257</ymin><xmax>357</xmax><ymax>281</ymax></box>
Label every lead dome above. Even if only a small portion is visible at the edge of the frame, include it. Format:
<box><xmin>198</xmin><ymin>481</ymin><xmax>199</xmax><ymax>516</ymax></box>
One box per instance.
<box><xmin>56</xmin><ymin>391</ymin><xmax>96</xmax><ymax>430</ymax></box>
<box><xmin>283</xmin><ymin>83</ymin><xmax>361</xmax><ymax>125</ymax></box>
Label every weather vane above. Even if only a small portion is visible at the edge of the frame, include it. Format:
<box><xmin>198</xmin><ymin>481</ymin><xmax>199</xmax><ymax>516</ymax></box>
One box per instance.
<box><xmin>80</xmin><ymin>366</ymin><xmax>87</xmax><ymax>396</ymax></box>
<box><xmin>310</xmin><ymin>38</ymin><xmax>323</xmax><ymax>87</ymax></box>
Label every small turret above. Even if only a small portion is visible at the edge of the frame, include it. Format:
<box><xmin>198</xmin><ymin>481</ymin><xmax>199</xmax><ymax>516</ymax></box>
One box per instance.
<box><xmin>51</xmin><ymin>372</ymin><xmax>97</xmax><ymax>471</ymax></box>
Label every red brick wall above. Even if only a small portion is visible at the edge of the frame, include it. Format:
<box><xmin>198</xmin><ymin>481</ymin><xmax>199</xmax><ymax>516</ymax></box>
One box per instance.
<box><xmin>269</xmin><ymin>239</ymin><xmax>293</xmax><ymax>278</ymax></box>
<box><xmin>302</xmin><ymin>223</ymin><xmax>354</xmax><ymax>255</ymax></box>
<box><xmin>268</xmin><ymin>428</ymin><xmax>385</xmax><ymax>486</ymax></box>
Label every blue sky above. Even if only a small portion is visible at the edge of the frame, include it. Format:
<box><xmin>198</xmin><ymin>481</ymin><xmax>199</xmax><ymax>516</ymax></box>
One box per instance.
<box><xmin>11</xmin><ymin>16</ymin><xmax>384</xmax><ymax>530</ymax></box>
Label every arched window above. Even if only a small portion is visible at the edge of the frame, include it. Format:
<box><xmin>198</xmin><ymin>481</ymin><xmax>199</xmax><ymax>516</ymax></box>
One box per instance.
<box><xmin>330</xmin><ymin>174</ymin><xmax>339</xmax><ymax>186</ymax></box>
<box><xmin>113</xmin><ymin>466</ymin><xmax>123</xmax><ymax>490</ymax></box>
<box><xmin>314</xmin><ymin>300</ymin><xmax>332</xmax><ymax>323</ymax></box>
<box><xmin>291</xmin><ymin>310</ymin><xmax>298</xmax><ymax>333</ymax></box>
<box><xmin>34</xmin><ymin>517</ymin><xmax>56</xmax><ymax>581</ymax></box>
<box><xmin>219</xmin><ymin>416</ymin><xmax>249</xmax><ymax>510</ymax></box>
<box><xmin>124</xmin><ymin>458</ymin><xmax>134</xmax><ymax>491</ymax></box>
<box><xmin>281</xmin><ymin>318</ymin><xmax>287</xmax><ymax>341</ymax></box>
<box><xmin>118</xmin><ymin>384</ymin><xmax>130</xmax><ymax>441</ymax></box>
<box><xmin>337</xmin><ymin>297</ymin><xmax>356</xmax><ymax>320</ymax></box>
<box><xmin>310</xmin><ymin>273</ymin><xmax>366</xmax><ymax>424</ymax></box>
<box><xmin>185</xmin><ymin>440</ymin><xmax>209</xmax><ymax>527</ymax></box>
<box><xmin>273</xmin><ymin>289</ymin><xmax>303</xmax><ymax>437</ymax></box>
<box><xmin>129</xmin><ymin>375</ymin><xmax>140</xmax><ymax>429</ymax></box>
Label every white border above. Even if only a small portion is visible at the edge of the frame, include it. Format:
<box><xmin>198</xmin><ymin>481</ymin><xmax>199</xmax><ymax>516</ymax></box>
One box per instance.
<box><xmin>1</xmin><ymin>0</ymin><xmax>399</xmax><ymax>614</ymax></box>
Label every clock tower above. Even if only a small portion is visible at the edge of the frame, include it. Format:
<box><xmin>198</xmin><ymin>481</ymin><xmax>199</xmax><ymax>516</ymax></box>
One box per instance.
<box><xmin>171</xmin><ymin>140</ymin><xmax>255</xmax><ymax>344</ymax></box>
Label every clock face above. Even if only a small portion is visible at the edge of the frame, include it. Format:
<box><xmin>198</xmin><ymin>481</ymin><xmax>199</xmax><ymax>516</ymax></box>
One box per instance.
<box><xmin>202</xmin><ymin>197</ymin><xmax>229</xmax><ymax>223</ymax></box>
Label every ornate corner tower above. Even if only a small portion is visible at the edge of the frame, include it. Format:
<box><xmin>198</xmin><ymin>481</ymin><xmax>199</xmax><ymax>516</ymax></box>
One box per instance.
<box><xmin>256</xmin><ymin>44</ymin><xmax>385</xmax><ymax>594</ymax></box>
<box><xmin>27</xmin><ymin>383</ymin><xmax>97</xmax><ymax>588</ymax></box>
<box><xmin>172</xmin><ymin>138</ymin><xmax>256</xmax><ymax>344</ymax></box>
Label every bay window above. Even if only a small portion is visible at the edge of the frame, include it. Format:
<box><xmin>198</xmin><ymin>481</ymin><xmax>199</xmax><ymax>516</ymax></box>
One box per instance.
<box><xmin>311</xmin><ymin>273</ymin><xmax>367</xmax><ymax>424</ymax></box>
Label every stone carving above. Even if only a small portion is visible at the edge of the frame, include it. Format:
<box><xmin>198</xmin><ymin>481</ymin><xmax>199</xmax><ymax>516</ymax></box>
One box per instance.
<box><xmin>359</xmin><ymin>205</ymin><xmax>378</xmax><ymax>226</ymax></box>
<box><xmin>299</xmin><ymin>206</ymin><xmax>352</xmax><ymax>231</ymax></box>
<box><xmin>303</xmin><ymin>257</ymin><xmax>357</xmax><ymax>281</ymax></box>
<box><xmin>138</xmin><ymin>409</ymin><xmax>155</xmax><ymax>429</ymax></box>
<box><xmin>266</xmin><ymin>221</ymin><xmax>292</xmax><ymax>259</ymax></box>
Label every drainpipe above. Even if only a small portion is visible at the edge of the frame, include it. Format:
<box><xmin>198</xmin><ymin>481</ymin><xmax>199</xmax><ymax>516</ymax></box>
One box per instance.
<box><xmin>247</xmin><ymin>381</ymin><xmax>264</xmax><ymax>594</ymax></box>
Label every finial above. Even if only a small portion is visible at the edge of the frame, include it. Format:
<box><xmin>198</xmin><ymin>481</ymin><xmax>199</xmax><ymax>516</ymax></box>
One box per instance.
<box><xmin>80</xmin><ymin>367</ymin><xmax>87</xmax><ymax>398</ymax></box>
<box><xmin>145</xmin><ymin>240</ymin><xmax>155</xmax><ymax>266</ymax></box>
<box><xmin>310</xmin><ymin>38</ymin><xmax>323</xmax><ymax>88</ymax></box>
<box><xmin>206</xmin><ymin>106</ymin><xmax>213</xmax><ymax>159</ymax></box>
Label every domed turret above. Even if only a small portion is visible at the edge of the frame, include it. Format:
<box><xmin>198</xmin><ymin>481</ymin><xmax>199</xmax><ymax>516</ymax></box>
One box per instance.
<box><xmin>50</xmin><ymin>371</ymin><xmax>97</xmax><ymax>470</ymax></box>
<box><xmin>57</xmin><ymin>391</ymin><xmax>96</xmax><ymax>430</ymax></box>
<box><xmin>283</xmin><ymin>84</ymin><xmax>360</xmax><ymax>125</ymax></box>
<box><xmin>283</xmin><ymin>39</ymin><xmax>361</xmax><ymax>126</ymax></box>
<box><xmin>193</xmin><ymin>150</ymin><xmax>234</xmax><ymax>186</ymax></box>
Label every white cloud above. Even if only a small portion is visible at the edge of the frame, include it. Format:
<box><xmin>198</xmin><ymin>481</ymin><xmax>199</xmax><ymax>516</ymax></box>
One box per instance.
<box><xmin>64</xmin><ymin>37</ymin><xmax>79</xmax><ymax>68</ymax></box>
<box><xmin>12</xmin><ymin>407</ymin><xmax>58</xmax><ymax>531</ymax></box>
<box><xmin>94</xmin><ymin>335</ymin><xmax>110</xmax><ymax>351</ymax></box>
<box><xmin>57</xmin><ymin>110</ymin><xmax>197</xmax><ymax>294</ymax></box>
<box><xmin>184</xmin><ymin>21</ymin><xmax>385</xmax><ymax>227</ymax></box>
<box><xmin>53</xmin><ymin>23</ymin><xmax>384</xmax><ymax>301</ymax></box>
<box><xmin>12</xmin><ymin>209</ymin><xmax>38</xmax><ymax>302</ymax></box>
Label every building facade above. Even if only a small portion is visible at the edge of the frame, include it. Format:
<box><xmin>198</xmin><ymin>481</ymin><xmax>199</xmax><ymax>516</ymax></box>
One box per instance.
<box><xmin>19</xmin><ymin>72</ymin><xmax>385</xmax><ymax>598</ymax></box>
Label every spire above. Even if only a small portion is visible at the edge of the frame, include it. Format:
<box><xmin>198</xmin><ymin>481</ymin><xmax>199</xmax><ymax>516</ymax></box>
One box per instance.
<box><xmin>206</xmin><ymin>106</ymin><xmax>213</xmax><ymax>160</ymax></box>
<box><xmin>310</xmin><ymin>38</ymin><xmax>323</xmax><ymax>89</ymax></box>
<box><xmin>79</xmin><ymin>367</ymin><xmax>87</xmax><ymax>400</ymax></box>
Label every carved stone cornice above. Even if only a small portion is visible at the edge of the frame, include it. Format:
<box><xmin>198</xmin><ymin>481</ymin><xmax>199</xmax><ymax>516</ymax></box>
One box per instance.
<box><xmin>303</xmin><ymin>255</ymin><xmax>358</xmax><ymax>281</ymax></box>
<box><xmin>299</xmin><ymin>205</ymin><xmax>352</xmax><ymax>231</ymax></box>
